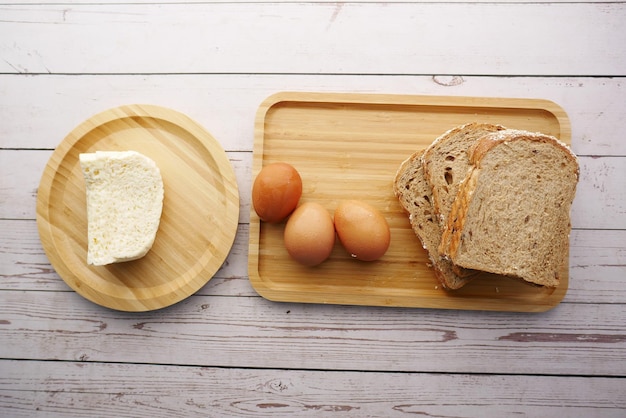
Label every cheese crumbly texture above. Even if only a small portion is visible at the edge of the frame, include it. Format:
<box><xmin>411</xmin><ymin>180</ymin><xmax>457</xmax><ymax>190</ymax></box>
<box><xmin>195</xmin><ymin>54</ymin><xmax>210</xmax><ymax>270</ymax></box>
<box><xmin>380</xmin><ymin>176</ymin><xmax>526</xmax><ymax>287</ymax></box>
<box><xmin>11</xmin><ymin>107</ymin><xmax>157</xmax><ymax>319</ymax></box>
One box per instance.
<box><xmin>79</xmin><ymin>150</ymin><xmax>164</xmax><ymax>266</ymax></box>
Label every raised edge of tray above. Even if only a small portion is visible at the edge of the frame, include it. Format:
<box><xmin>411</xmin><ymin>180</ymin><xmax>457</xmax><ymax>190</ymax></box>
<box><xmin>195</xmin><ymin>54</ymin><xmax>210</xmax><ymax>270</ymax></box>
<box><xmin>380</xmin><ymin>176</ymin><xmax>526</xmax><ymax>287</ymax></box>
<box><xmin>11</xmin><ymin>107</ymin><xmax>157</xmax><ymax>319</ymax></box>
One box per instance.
<box><xmin>36</xmin><ymin>104</ymin><xmax>240</xmax><ymax>312</ymax></box>
<box><xmin>248</xmin><ymin>92</ymin><xmax>571</xmax><ymax>312</ymax></box>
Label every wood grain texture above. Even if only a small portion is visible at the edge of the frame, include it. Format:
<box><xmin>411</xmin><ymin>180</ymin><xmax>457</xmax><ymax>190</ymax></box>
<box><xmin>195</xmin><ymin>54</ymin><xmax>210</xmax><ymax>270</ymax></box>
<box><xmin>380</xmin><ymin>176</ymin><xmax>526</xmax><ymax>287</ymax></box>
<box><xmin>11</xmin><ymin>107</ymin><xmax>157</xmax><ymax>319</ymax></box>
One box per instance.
<box><xmin>7</xmin><ymin>0</ymin><xmax>621</xmax><ymax>4</ymax></box>
<box><xmin>0</xmin><ymin>149</ymin><xmax>252</xmax><ymax>224</ymax></box>
<box><xmin>249</xmin><ymin>92</ymin><xmax>572</xmax><ymax>311</ymax></box>
<box><xmin>2</xmin><ymin>74</ymin><xmax>625</xmax><ymax>156</ymax></box>
<box><xmin>1</xmin><ymin>360</ymin><xmax>625</xmax><ymax>418</ymax></box>
<box><xmin>2</xmin><ymin>220</ymin><xmax>626</xmax><ymax>303</ymax></box>
<box><xmin>0</xmin><ymin>1</ymin><xmax>624</xmax><ymax>416</ymax></box>
<box><xmin>20</xmin><ymin>148</ymin><xmax>626</xmax><ymax>230</ymax></box>
<box><xmin>0</xmin><ymin>3</ymin><xmax>624</xmax><ymax>76</ymax></box>
<box><xmin>2</xmin><ymin>150</ymin><xmax>612</xmax><ymax>229</ymax></box>
<box><xmin>1</xmin><ymin>290</ymin><xmax>625</xmax><ymax>376</ymax></box>
<box><xmin>0</xmin><ymin>219</ymin><xmax>254</xmax><ymax>296</ymax></box>
<box><xmin>35</xmin><ymin>105</ymin><xmax>240</xmax><ymax>311</ymax></box>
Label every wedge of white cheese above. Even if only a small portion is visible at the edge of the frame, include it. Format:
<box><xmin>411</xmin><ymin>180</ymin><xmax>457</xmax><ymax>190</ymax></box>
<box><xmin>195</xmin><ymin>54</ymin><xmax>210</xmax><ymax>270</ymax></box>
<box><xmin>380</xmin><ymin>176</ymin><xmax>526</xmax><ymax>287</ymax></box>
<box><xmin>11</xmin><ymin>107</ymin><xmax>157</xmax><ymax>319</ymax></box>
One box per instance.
<box><xmin>79</xmin><ymin>150</ymin><xmax>164</xmax><ymax>266</ymax></box>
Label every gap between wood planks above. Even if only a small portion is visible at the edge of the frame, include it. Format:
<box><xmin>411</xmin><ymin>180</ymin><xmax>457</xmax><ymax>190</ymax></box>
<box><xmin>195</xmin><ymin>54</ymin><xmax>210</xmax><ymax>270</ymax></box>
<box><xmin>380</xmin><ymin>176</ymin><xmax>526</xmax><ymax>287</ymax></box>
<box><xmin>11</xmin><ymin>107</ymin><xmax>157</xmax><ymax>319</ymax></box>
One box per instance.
<box><xmin>2</xmin><ymin>357</ymin><xmax>624</xmax><ymax>380</ymax></box>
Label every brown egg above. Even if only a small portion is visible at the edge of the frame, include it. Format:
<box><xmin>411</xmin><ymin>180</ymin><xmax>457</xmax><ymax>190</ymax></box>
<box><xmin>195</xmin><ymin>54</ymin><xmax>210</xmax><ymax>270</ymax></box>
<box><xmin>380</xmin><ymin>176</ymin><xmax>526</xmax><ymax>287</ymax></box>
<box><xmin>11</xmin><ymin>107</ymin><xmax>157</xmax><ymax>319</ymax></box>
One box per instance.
<box><xmin>252</xmin><ymin>162</ymin><xmax>302</xmax><ymax>223</ymax></box>
<box><xmin>334</xmin><ymin>200</ymin><xmax>390</xmax><ymax>261</ymax></box>
<box><xmin>284</xmin><ymin>202</ymin><xmax>335</xmax><ymax>266</ymax></box>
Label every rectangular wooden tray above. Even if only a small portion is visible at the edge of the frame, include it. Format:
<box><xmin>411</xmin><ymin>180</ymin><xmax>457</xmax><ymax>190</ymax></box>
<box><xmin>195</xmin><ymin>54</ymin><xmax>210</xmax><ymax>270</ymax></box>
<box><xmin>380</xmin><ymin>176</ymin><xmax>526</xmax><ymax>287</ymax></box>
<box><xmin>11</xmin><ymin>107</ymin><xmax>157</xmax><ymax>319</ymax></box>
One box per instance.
<box><xmin>248</xmin><ymin>92</ymin><xmax>571</xmax><ymax>312</ymax></box>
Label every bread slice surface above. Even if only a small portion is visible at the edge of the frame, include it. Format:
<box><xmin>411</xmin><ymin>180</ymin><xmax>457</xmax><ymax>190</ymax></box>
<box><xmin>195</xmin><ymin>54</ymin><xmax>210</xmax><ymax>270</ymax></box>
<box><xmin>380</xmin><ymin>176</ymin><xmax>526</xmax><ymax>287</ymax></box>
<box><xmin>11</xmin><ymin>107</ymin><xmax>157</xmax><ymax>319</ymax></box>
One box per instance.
<box><xmin>439</xmin><ymin>130</ymin><xmax>579</xmax><ymax>287</ymax></box>
<box><xmin>393</xmin><ymin>149</ymin><xmax>475</xmax><ymax>290</ymax></box>
<box><xmin>422</xmin><ymin>122</ymin><xmax>506</xmax><ymax>225</ymax></box>
<box><xmin>80</xmin><ymin>150</ymin><xmax>164</xmax><ymax>266</ymax></box>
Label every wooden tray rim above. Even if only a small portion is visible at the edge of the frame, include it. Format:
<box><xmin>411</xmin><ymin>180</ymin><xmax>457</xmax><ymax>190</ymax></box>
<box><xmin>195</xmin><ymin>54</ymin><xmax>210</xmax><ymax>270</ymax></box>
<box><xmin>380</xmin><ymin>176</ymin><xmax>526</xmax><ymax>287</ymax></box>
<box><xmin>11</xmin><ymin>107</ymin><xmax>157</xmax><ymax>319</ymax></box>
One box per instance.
<box><xmin>36</xmin><ymin>104</ymin><xmax>240</xmax><ymax>312</ymax></box>
<box><xmin>248</xmin><ymin>92</ymin><xmax>572</xmax><ymax>312</ymax></box>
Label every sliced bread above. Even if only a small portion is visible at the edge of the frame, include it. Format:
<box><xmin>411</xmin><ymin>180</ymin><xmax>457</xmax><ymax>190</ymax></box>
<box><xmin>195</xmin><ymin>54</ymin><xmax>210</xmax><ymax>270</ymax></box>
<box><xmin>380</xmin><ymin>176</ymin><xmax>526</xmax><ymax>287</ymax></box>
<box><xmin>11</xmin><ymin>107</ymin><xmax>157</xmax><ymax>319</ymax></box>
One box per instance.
<box><xmin>422</xmin><ymin>122</ymin><xmax>506</xmax><ymax>225</ymax></box>
<box><xmin>393</xmin><ymin>149</ymin><xmax>475</xmax><ymax>289</ymax></box>
<box><xmin>439</xmin><ymin>130</ymin><xmax>580</xmax><ymax>287</ymax></box>
<box><xmin>79</xmin><ymin>150</ymin><xmax>164</xmax><ymax>266</ymax></box>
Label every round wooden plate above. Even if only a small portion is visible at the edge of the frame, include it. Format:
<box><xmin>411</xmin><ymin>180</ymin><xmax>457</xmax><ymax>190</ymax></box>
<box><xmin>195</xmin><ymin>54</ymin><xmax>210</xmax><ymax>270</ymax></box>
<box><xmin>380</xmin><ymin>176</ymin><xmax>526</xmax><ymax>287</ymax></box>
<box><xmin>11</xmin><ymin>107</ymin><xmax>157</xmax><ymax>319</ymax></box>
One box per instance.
<box><xmin>36</xmin><ymin>105</ymin><xmax>240</xmax><ymax>311</ymax></box>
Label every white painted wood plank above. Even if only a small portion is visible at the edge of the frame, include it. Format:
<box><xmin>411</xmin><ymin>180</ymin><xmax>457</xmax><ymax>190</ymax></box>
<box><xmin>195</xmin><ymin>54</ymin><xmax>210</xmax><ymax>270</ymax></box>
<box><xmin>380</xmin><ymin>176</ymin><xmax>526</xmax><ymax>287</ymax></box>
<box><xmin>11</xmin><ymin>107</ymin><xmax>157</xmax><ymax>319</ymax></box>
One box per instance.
<box><xmin>1</xmin><ymin>3</ymin><xmax>624</xmax><ymax>415</ymax></box>
<box><xmin>0</xmin><ymin>150</ymin><xmax>252</xmax><ymax>224</ymax></box>
<box><xmin>571</xmin><ymin>156</ymin><xmax>626</xmax><ymax>230</ymax></box>
<box><xmin>0</xmin><ymin>151</ymin><xmax>52</xmax><ymax>219</ymax></box>
<box><xmin>1</xmin><ymin>220</ymin><xmax>625</xmax><ymax>303</ymax></box>
<box><xmin>568</xmin><ymin>229</ymin><xmax>626</xmax><ymax>303</ymax></box>
<box><xmin>1</xmin><ymin>74</ymin><xmax>624</xmax><ymax>156</ymax></box>
<box><xmin>0</xmin><ymin>3</ymin><xmax>624</xmax><ymax>76</ymax></box>
<box><xmin>4</xmin><ymin>0</ymin><xmax>621</xmax><ymax>4</ymax></box>
<box><xmin>1</xmin><ymin>290</ymin><xmax>625</xmax><ymax>376</ymax></box>
<box><xmin>2</xmin><ymin>149</ymin><xmax>623</xmax><ymax>230</ymax></box>
<box><xmin>0</xmin><ymin>218</ymin><xmax>254</xmax><ymax>296</ymax></box>
<box><xmin>1</xmin><ymin>360</ymin><xmax>624</xmax><ymax>418</ymax></box>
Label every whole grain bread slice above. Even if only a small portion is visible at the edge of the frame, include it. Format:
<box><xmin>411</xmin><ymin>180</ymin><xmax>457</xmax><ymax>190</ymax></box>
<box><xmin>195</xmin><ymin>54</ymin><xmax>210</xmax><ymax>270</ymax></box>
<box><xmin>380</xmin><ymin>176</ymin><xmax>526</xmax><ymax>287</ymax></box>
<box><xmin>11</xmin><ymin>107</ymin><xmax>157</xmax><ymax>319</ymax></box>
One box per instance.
<box><xmin>422</xmin><ymin>122</ymin><xmax>506</xmax><ymax>225</ymax></box>
<box><xmin>393</xmin><ymin>149</ymin><xmax>475</xmax><ymax>290</ymax></box>
<box><xmin>439</xmin><ymin>129</ymin><xmax>580</xmax><ymax>287</ymax></box>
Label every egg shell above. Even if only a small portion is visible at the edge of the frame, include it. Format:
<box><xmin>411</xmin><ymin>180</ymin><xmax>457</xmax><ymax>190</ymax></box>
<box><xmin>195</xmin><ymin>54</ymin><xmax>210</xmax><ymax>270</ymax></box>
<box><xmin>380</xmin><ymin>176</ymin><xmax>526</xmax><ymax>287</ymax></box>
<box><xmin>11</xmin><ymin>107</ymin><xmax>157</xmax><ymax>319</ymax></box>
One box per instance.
<box><xmin>284</xmin><ymin>202</ymin><xmax>335</xmax><ymax>266</ymax></box>
<box><xmin>252</xmin><ymin>162</ymin><xmax>302</xmax><ymax>223</ymax></box>
<box><xmin>334</xmin><ymin>200</ymin><xmax>390</xmax><ymax>261</ymax></box>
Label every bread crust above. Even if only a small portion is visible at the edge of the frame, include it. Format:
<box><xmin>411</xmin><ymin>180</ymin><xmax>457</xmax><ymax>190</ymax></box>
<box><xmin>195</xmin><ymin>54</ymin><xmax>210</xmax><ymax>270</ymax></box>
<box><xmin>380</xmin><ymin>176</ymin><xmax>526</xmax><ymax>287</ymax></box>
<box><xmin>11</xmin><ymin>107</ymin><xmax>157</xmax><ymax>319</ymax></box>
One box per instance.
<box><xmin>438</xmin><ymin>165</ymin><xmax>478</xmax><ymax>262</ymax></box>
<box><xmin>395</xmin><ymin>122</ymin><xmax>507</xmax><ymax>290</ymax></box>
<box><xmin>469</xmin><ymin>129</ymin><xmax>580</xmax><ymax>168</ymax></box>
<box><xmin>393</xmin><ymin>149</ymin><xmax>476</xmax><ymax>290</ymax></box>
<box><xmin>440</xmin><ymin>129</ymin><xmax>579</xmax><ymax>287</ymax></box>
<box><xmin>422</xmin><ymin>122</ymin><xmax>506</xmax><ymax>223</ymax></box>
<box><xmin>396</xmin><ymin>125</ymin><xmax>579</xmax><ymax>289</ymax></box>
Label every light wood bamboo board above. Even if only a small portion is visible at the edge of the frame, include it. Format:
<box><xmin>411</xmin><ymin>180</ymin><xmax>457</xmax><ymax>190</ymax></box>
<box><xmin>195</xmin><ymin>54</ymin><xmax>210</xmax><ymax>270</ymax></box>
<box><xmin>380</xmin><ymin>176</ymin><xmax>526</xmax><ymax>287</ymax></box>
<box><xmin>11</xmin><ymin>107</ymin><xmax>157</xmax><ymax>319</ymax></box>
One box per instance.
<box><xmin>36</xmin><ymin>105</ymin><xmax>239</xmax><ymax>312</ymax></box>
<box><xmin>248</xmin><ymin>92</ymin><xmax>572</xmax><ymax>312</ymax></box>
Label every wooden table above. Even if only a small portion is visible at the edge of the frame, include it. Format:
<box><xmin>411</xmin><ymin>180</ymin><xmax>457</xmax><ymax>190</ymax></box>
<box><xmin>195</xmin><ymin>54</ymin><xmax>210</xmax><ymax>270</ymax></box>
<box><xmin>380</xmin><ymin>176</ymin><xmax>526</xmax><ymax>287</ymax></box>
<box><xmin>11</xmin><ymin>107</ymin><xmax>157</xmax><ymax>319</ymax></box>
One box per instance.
<box><xmin>1</xmin><ymin>1</ymin><xmax>625</xmax><ymax>416</ymax></box>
